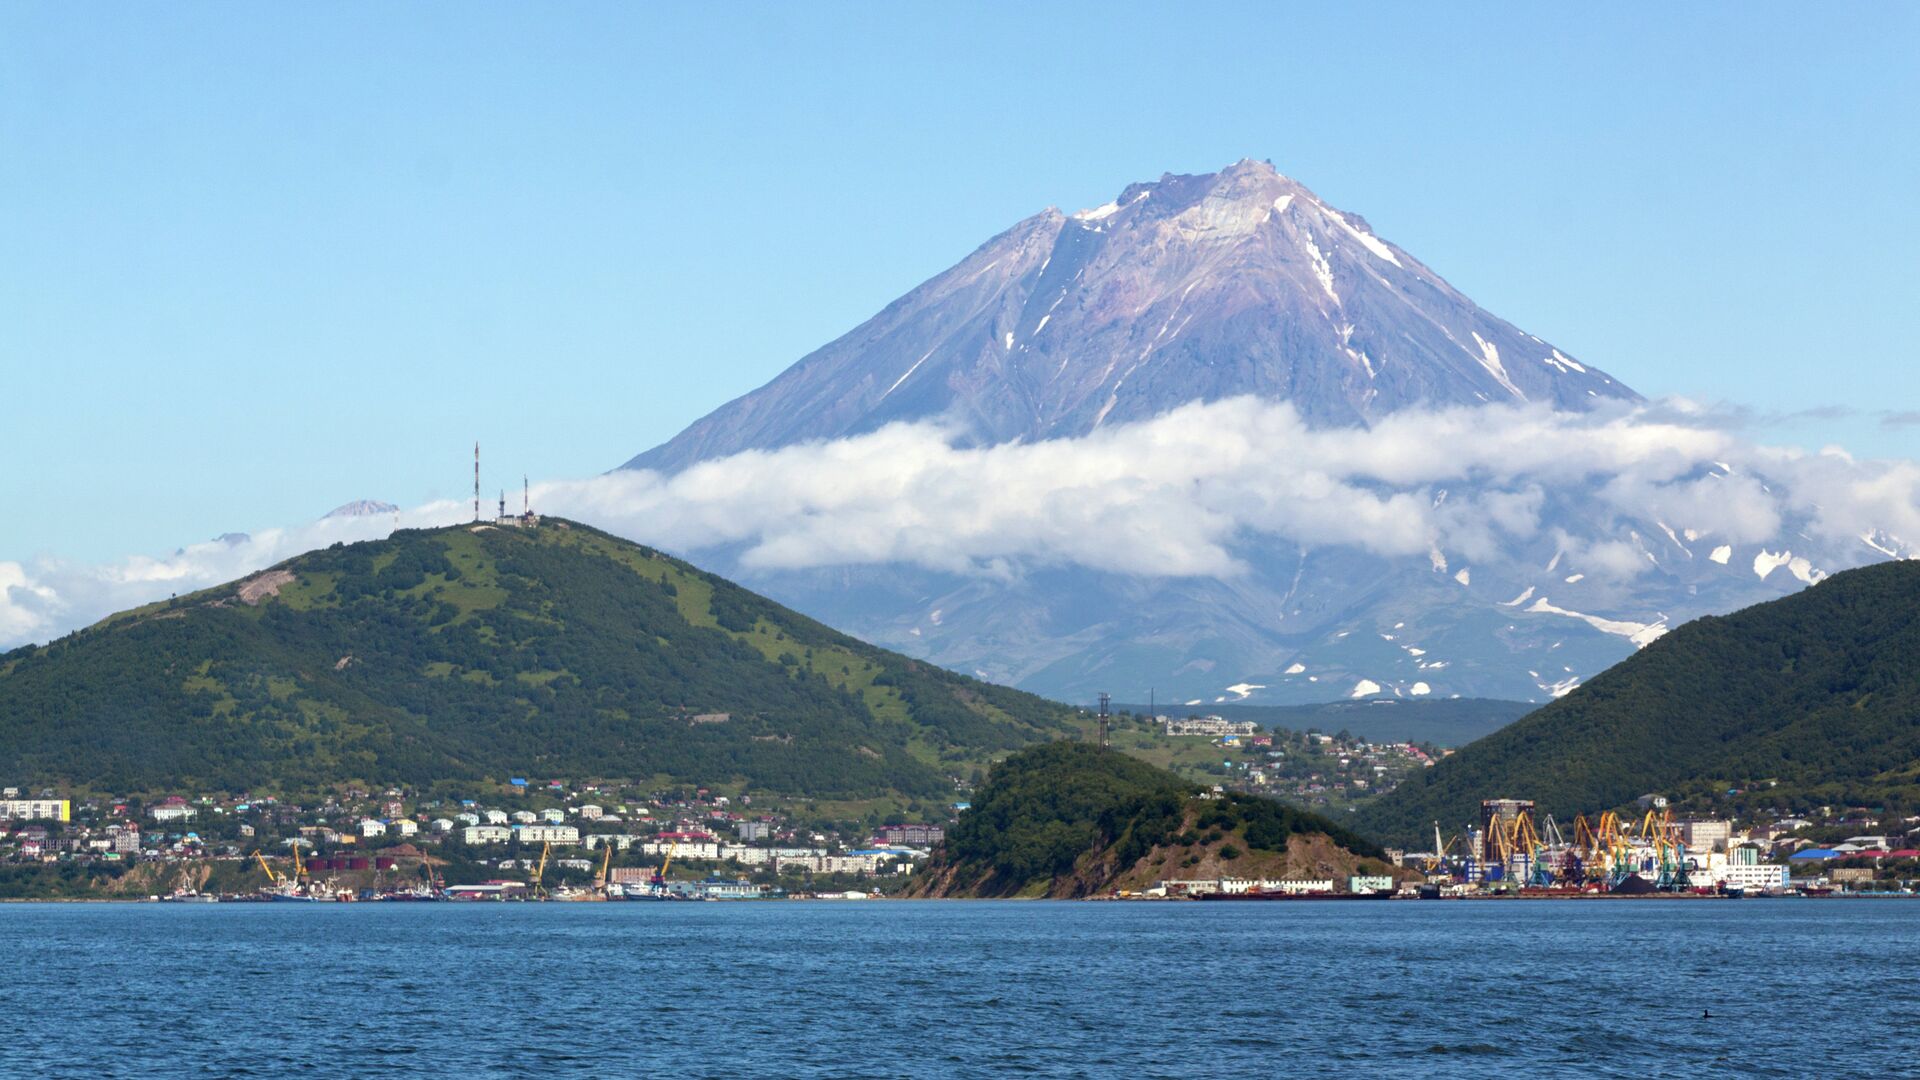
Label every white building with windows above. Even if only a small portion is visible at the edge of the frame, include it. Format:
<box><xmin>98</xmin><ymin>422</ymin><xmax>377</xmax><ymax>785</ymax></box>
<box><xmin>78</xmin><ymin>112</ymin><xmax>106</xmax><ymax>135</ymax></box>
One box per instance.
<box><xmin>642</xmin><ymin>839</ymin><xmax>719</xmax><ymax>860</ymax></box>
<box><xmin>1163</xmin><ymin>716</ymin><xmax>1259</xmax><ymax>738</ymax></box>
<box><xmin>515</xmin><ymin>824</ymin><xmax>580</xmax><ymax>844</ymax></box>
<box><xmin>0</xmin><ymin>799</ymin><xmax>69</xmax><ymax>821</ymax></box>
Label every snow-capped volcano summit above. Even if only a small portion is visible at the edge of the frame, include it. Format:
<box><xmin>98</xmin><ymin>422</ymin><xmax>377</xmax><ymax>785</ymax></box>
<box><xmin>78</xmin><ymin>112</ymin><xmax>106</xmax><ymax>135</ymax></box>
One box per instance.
<box><xmin>611</xmin><ymin>161</ymin><xmax>1899</xmax><ymax>707</ymax></box>
<box><xmin>627</xmin><ymin>159</ymin><xmax>1633</xmax><ymax>472</ymax></box>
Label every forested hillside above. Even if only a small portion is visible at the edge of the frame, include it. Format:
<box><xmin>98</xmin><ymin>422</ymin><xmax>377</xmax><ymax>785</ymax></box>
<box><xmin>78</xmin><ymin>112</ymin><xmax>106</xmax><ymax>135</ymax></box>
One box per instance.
<box><xmin>1358</xmin><ymin>560</ymin><xmax>1920</xmax><ymax>846</ymax></box>
<box><xmin>0</xmin><ymin>521</ymin><xmax>1079</xmax><ymax>796</ymax></box>
<box><xmin>912</xmin><ymin>742</ymin><xmax>1395</xmax><ymax>898</ymax></box>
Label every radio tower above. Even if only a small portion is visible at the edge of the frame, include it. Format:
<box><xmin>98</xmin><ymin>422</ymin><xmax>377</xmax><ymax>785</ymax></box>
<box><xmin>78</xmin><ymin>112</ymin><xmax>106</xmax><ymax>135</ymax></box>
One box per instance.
<box><xmin>1097</xmin><ymin>692</ymin><xmax>1111</xmax><ymax>749</ymax></box>
<box><xmin>523</xmin><ymin>475</ymin><xmax>529</xmax><ymax>517</ymax></box>
<box><xmin>473</xmin><ymin>442</ymin><xmax>481</xmax><ymax>523</ymax></box>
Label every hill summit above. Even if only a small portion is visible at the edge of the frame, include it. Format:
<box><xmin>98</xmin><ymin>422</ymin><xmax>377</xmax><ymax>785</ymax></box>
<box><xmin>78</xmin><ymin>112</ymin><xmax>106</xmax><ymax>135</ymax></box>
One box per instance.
<box><xmin>0</xmin><ymin>519</ymin><xmax>1079</xmax><ymax>796</ymax></box>
<box><xmin>910</xmin><ymin>741</ymin><xmax>1400</xmax><ymax>898</ymax></box>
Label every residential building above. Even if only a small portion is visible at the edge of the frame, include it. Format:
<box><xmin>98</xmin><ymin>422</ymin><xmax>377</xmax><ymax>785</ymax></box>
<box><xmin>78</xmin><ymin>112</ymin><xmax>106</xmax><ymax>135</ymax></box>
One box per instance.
<box><xmin>1163</xmin><ymin>716</ymin><xmax>1259</xmax><ymax>738</ymax></box>
<box><xmin>460</xmin><ymin>825</ymin><xmax>513</xmax><ymax>844</ymax></box>
<box><xmin>643</xmin><ymin>839</ymin><xmax>719</xmax><ymax>860</ymax></box>
<box><xmin>1680</xmin><ymin>819</ymin><xmax>1732</xmax><ymax>853</ymax></box>
<box><xmin>149</xmin><ymin>798</ymin><xmax>196</xmax><ymax>823</ymax></box>
<box><xmin>875</xmin><ymin>824</ymin><xmax>943</xmax><ymax>846</ymax></box>
<box><xmin>0</xmin><ymin>799</ymin><xmax>70</xmax><ymax>822</ymax></box>
<box><xmin>514</xmin><ymin>824</ymin><xmax>580</xmax><ymax>844</ymax></box>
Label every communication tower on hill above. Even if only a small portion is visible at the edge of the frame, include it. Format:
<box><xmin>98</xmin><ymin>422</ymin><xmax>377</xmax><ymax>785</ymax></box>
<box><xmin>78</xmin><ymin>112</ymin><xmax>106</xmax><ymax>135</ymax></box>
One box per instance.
<box><xmin>1097</xmin><ymin>692</ymin><xmax>1111</xmax><ymax>748</ymax></box>
<box><xmin>473</xmin><ymin>442</ymin><xmax>481</xmax><ymax>523</ymax></box>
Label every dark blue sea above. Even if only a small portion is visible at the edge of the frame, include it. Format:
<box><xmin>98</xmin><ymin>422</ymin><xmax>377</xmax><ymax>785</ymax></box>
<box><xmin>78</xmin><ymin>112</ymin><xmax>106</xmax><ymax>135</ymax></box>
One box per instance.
<box><xmin>5</xmin><ymin>899</ymin><xmax>1915</xmax><ymax>1078</ymax></box>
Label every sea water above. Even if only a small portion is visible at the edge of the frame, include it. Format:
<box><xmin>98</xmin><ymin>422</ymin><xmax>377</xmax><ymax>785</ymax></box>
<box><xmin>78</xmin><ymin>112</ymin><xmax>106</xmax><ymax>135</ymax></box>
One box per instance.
<box><xmin>4</xmin><ymin>899</ymin><xmax>1914</xmax><ymax>1077</ymax></box>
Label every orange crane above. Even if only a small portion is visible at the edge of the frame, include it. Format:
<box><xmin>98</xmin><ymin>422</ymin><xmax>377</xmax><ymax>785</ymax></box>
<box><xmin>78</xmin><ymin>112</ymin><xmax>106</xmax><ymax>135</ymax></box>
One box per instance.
<box><xmin>650</xmin><ymin>849</ymin><xmax>675</xmax><ymax>897</ymax></box>
<box><xmin>594</xmin><ymin>843</ymin><xmax>613</xmax><ymax>896</ymax></box>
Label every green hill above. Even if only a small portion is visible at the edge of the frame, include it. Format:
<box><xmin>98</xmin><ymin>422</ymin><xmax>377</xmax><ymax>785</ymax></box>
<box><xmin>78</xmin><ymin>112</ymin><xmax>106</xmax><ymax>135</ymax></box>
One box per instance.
<box><xmin>910</xmin><ymin>741</ymin><xmax>1397</xmax><ymax>898</ymax></box>
<box><xmin>0</xmin><ymin>520</ymin><xmax>1080</xmax><ymax>798</ymax></box>
<box><xmin>1356</xmin><ymin>560</ymin><xmax>1920</xmax><ymax>846</ymax></box>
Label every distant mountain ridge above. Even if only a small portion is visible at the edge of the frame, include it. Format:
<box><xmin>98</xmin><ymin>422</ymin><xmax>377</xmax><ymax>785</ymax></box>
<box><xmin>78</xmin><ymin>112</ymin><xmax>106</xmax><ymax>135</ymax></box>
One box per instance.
<box><xmin>627</xmin><ymin>159</ymin><xmax>1633</xmax><ymax>472</ymax></box>
<box><xmin>324</xmin><ymin>500</ymin><xmax>399</xmax><ymax>519</ymax></box>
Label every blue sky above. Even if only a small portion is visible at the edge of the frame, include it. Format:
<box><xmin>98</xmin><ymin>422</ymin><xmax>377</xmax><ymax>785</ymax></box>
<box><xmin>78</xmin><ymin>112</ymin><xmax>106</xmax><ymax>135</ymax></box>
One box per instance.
<box><xmin>4</xmin><ymin>4</ymin><xmax>1916</xmax><ymax>561</ymax></box>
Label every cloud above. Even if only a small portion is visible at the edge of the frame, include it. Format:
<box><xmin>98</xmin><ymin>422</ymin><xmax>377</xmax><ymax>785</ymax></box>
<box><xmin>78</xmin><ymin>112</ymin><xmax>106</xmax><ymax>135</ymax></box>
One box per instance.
<box><xmin>0</xmin><ymin>506</ymin><xmax>466</xmax><ymax>652</ymax></box>
<box><xmin>543</xmin><ymin>397</ymin><xmax>1920</xmax><ymax>581</ymax></box>
<box><xmin>6</xmin><ymin>396</ymin><xmax>1920</xmax><ymax>651</ymax></box>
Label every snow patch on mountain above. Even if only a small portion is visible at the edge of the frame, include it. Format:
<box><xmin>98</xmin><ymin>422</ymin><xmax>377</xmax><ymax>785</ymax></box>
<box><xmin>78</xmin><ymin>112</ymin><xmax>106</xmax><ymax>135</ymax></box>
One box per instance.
<box><xmin>1322</xmin><ymin>205</ymin><xmax>1402</xmax><ymax>266</ymax></box>
<box><xmin>1526</xmin><ymin>596</ymin><xmax>1667</xmax><ymax>648</ymax></box>
<box><xmin>1753</xmin><ymin>549</ymin><xmax>1823</xmax><ymax>584</ymax></box>
<box><xmin>1470</xmin><ymin>332</ymin><xmax>1524</xmax><ymax>400</ymax></box>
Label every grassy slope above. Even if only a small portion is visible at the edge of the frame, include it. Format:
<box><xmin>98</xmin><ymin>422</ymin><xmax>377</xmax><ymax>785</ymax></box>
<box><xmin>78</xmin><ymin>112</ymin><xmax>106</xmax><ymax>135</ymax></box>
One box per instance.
<box><xmin>1356</xmin><ymin>560</ymin><xmax>1920</xmax><ymax>847</ymax></box>
<box><xmin>0</xmin><ymin>520</ymin><xmax>1081</xmax><ymax>798</ymax></box>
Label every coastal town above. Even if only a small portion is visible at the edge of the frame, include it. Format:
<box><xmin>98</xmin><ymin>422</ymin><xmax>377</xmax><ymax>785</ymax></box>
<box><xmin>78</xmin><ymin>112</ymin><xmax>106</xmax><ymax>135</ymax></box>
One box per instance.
<box><xmin>3</xmin><ymin>713</ymin><xmax>1917</xmax><ymax>902</ymax></box>
<box><xmin>0</xmin><ymin>780</ymin><xmax>942</xmax><ymax>902</ymax></box>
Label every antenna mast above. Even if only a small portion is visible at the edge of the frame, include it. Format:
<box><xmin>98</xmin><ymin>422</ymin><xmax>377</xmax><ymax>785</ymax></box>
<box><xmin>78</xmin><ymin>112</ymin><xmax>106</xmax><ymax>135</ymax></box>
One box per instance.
<box><xmin>1097</xmin><ymin>692</ymin><xmax>1111</xmax><ymax>749</ymax></box>
<box><xmin>473</xmin><ymin>442</ymin><xmax>480</xmax><ymax>523</ymax></box>
<box><xmin>523</xmin><ymin>475</ymin><xmax>529</xmax><ymax>516</ymax></box>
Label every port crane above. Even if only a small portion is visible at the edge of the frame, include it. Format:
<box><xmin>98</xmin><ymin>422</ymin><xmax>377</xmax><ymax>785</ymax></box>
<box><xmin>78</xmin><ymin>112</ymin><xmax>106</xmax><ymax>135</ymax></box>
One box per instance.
<box><xmin>593</xmin><ymin>843</ymin><xmax>613</xmax><ymax>897</ymax></box>
<box><xmin>528</xmin><ymin>841</ymin><xmax>552</xmax><ymax>899</ymax></box>
<box><xmin>1635</xmin><ymin>808</ymin><xmax>1691</xmax><ymax>890</ymax></box>
<box><xmin>1514</xmin><ymin>811</ymin><xmax>1555</xmax><ymax>887</ymax></box>
<box><xmin>252</xmin><ymin>849</ymin><xmax>282</xmax><ymax>884</ymax></box>
<box><xmin>1424</xmin><ymin>823</ymin><xmax>1461</xmax><ymax>876</ymax></box>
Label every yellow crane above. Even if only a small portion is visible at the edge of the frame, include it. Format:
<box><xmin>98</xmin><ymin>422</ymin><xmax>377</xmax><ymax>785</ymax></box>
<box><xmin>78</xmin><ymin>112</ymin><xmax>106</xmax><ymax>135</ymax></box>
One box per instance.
<box><xmin>528</xmin><ymin>840</ymin><xmax>552</xmax><ymax>898</ymax></box>
<box><xmin>252</xmin><ymin>849</ymin><xmax>281</xmax><ymax>884</ymax></box>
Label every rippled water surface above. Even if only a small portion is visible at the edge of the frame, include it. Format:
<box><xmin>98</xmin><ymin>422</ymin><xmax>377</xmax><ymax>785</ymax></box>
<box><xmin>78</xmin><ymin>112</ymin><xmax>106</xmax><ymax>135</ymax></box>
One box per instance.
<box><xmin>4</xmin><ymin>899</ymin><xmax>1916</xmax><ymax>1077</ymax></box>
